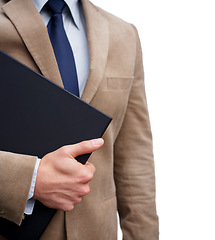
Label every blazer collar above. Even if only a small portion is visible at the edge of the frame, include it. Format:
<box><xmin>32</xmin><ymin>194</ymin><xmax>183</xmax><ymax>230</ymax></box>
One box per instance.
<box><xmin>2</xmin><ymin>0</ymin><xmax>109</xmax><ymax>104</ymax></box>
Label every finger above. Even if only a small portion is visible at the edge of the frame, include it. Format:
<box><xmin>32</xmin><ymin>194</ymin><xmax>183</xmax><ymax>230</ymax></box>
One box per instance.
<box><xmin>66</xmin><ymin>138</ymin><xmax>104</xmax><ymax>158</ymax></box>
<box><xmin>85</xmin><ymin>162</ymin><xmax>96</xmax><ymax>176</ymax></box>
<box><xmin>79</xmin><ymin>162</ymin><xmax>96</xmax><ymax>183</ymax></box>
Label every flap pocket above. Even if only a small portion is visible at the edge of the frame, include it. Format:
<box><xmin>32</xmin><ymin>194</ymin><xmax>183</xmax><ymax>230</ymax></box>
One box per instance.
<box><xmin>107</xmin><ymin>76</ymin><xmax>134</xmax><ymax>91</ymax></box>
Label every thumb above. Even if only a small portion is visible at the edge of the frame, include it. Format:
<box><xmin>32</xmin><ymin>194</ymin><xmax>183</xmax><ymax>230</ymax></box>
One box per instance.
<box><xmin>68</xmin><ymin>138</ymin><xmax>104</xmax><ymax>158</ymax></box>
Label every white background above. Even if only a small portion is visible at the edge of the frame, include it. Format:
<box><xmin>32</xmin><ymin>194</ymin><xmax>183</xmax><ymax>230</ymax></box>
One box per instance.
<box><xmin>92</xmin><ymin>0</ymin><xmax>215</xmax><ymax>239</ymax></box>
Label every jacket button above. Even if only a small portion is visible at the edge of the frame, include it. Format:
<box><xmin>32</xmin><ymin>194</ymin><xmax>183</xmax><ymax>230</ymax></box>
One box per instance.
<box><xmin>0</xmin><ymin>209</ymin><xmax>4</xmax><ymax>215</ymax></box>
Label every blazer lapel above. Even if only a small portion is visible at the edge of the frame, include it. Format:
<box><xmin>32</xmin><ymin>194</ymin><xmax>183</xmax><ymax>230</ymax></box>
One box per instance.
<box><xmin>2</xmin><ymin>0</ymin><xmax>64</xmax><ymax>88</ymax></box>
<box><xmin>81</xmin><ymin>0</ymin><xmax>109</xmax><ymax>103</ymax></box>
<box><xmin>2</xmin><ymin>0</ymin><xmax>109</xmax><ymax>103</ymax></box>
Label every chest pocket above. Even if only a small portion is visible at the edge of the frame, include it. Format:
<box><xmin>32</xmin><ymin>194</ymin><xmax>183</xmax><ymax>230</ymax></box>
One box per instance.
<box><xmin>91</xmin><ymin>76</ymin><xmax>134</xmax><ymax>134</ymax></box>
<box><xmin>106</xmin><ymin>76</ymin><xmax>134</xmax><ymax>91</ymax></box>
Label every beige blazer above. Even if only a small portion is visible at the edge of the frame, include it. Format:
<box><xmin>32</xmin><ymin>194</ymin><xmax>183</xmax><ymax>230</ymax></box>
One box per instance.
<box><xmin>0</xmin><ymin>0</ymin><xmax>159</xmax><ymax>239</ymax></box>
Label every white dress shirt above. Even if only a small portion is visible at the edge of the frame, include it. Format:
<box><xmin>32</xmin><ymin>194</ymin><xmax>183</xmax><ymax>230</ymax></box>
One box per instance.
<box><xmin>25</xmin><ymin>0</ymin><xmax>90</xmax><ymax>214</ymax></box>
<box><xmin>34</xmin><ymin>0</ymin><xmax>90</xmax><ymax>97</ymax></box>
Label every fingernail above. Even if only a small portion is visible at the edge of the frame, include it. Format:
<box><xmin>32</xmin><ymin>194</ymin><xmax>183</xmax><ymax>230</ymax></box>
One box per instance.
<box><xmin>92</xmin><ymin>138</ymin><xmax>104</xmax><ymax>146</ymax></box>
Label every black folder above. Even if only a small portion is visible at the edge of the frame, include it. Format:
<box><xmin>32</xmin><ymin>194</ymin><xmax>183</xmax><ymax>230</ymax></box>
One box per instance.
<box><xmin>0</xmin><ymin>50</ymin><xmax>112</xmax><ymax>239</ymax></box>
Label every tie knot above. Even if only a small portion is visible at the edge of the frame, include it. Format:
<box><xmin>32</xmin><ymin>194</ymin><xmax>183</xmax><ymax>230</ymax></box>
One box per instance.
<box><xmin>46</xmin><ymin>0</ymin><xmax>65</xmax><ymax>15</ymax></box>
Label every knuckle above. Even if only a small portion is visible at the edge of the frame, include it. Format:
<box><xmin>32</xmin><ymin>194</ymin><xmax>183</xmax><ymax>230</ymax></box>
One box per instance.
<box><xmin>59</xmin><ymin>145</ymin><xmax>68</xmax><ymax>155</ymax></box>
<box><xmin>86</xmin><ymin>162</ymin><xmax>96</xmax><ymax>173</ymax></box>
<box><xmin>78</xmin><ymin>167</ymin><xmax>95</xmax><ymax>183</ymax></box>
<box><xmin>75</xmin><ymin>197</ymin><xmax>82</xmax><ymax>204</ymax></box>
<box><xmin>91</xmin><ymin>164</ymin><xmax>96</xmax><ymax>174</ymax></box>
<box><xmin>87</xmin><ymin>171</ymin><xmax>94</xmax><ymax>180</ymax></box>
<box><xmin>83</xmin><ymin>170</ymin><xmax>94</xmax><ymax>182</ymax></box>
<box><xmin>62</xmin><ymin>204</ymin><xmax>74</xmax><ymax>212</ymax></box>
<box><xmin>82</xmin><ymin>185</ymin><xmax>90</xmax><ymax>195</ymax></box>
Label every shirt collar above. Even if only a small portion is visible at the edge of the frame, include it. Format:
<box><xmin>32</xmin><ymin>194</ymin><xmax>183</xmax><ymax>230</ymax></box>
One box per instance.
<box><xmin>33</xmin><ymin>0</ymin><xmax>81</xmax><ymax>29</ymax></box>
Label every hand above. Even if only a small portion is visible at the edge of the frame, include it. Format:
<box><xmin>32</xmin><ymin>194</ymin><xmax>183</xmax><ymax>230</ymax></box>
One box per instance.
<box><xmin>34</xmin><ymin>138</ymin><xmax>104</xmax><ymax>211</ymax></box>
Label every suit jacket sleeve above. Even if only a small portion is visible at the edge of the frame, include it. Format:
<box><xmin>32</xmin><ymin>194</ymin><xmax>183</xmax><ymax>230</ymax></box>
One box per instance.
<box><xmin>0</xmin><ymin>150</ymin><xmax>37</xmax><ymax>225</ymax></box>
<box><xmin>114</xmin><ymin>25</ymin><xmax>159</xmax><ymax>240</ymax></box>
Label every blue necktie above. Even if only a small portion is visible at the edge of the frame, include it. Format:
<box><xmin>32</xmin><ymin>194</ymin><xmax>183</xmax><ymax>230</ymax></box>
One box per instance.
<box><xmin>46</xmin><ymin>0</ymin><xmax>79</xmax><ymax>97</ymax></box>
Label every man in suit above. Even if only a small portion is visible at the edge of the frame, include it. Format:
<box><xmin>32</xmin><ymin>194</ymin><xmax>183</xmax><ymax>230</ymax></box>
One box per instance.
<box><xmin>0</xmin><ymin>0</ymin><xmax>159</xmax><ymax>239</ymax></box>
